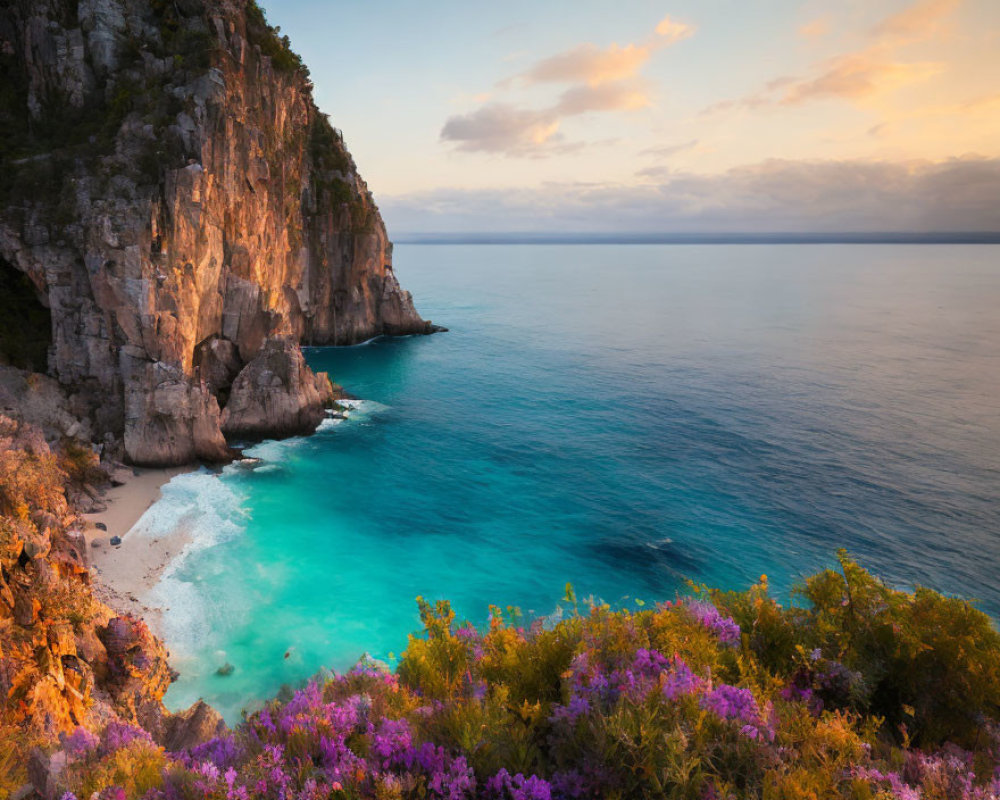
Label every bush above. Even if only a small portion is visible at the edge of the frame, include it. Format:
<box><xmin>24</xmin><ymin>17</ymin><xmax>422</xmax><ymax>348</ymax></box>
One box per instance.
<box><xmin>714</xmin><ymin>551</ymin><xmax>1000</xmax><ymax>748</ymax></box>
<box><xmin>51</xmin><ymin>557</ymin><xmax>1000</xmax><ymax>799</ymax></box>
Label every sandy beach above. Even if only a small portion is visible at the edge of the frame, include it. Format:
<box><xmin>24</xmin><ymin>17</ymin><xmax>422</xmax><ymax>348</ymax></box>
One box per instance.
<box><xmin>84</xmin><ymin>466</ymin><xmax>194</xmax><ymax>633</ymax></box>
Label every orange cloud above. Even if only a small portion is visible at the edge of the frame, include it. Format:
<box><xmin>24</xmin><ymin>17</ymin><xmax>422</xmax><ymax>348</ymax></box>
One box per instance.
<box><xmin>708</xmin><ymin>0</ymin><xmax>961</xmax><ymax>112</ymax></box>
<box><xmin>514</xmin><ymin>15</ymin><xmax>693</xmax><ymax>88</ymax></box>
<box><xmin>521</xmin><ymin>43</ymin><xmax>652</xmax><ymax>87</ymax></box>
<box><xmin>654</xmin><ymin>15</ymin><xmax>696</xmax><ymax>43</ymax></box>
<box><xmin>443</xmin><ymin>14</ymin><xmax>694</xmax><ymax>156</ymax></box>
<box><xmin>556</xmin><ymin>81</ymin><xmax>651</xmax><ymax>114</ymax></box>
<box><xmin>441</xmin><ymin>81</ymin><xmax>652</xmax><ymax>156</ymax></box>
<box><xmin>780</xmin><ymin>50</ymin><xmax>944</xmax><ymax>105</ymax></box>
<box><xmin>874</xmin><ymin>0</ymin><xmax>961</xmax><ymax>41</ymax></box>
<box><xmin>798</xmin><ymin>17</ymin><xmax>831</xmax><ymax>39</ymax></box>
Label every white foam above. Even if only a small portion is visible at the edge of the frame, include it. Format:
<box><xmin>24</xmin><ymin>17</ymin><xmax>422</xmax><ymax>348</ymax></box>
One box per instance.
<box><xmin>139</xmin><ymin>470</ymin><xmax>251</xmax><ymax>656</ymax></box>
<box><xmin>242</xmin><ymin>436</ymin><xmax>305</xmax><ymax>462</ymax></box>
<box><xmin>346</xmin><ymin>399</ymin><xmax>390</xmax><ymax>416</ymax></box>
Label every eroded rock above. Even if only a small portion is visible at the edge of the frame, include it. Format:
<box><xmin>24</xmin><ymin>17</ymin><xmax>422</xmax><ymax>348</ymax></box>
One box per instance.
<box><xmin>221</xmin><ymin>337</ymin><xmax>336</xmax><ymax>438</ymax></box>
<box><xmin>0</xmin><ymin>0</ymin><xmax>437</xmax><ymax>466</ymax></box>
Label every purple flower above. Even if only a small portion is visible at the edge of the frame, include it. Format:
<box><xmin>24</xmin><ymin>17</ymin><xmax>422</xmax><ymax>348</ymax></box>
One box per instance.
<box><xmin>739</xmin><ymin>724</ymin><xmax>760</xmax><ymax>739</ymax></box>
<box><xmin>854</xmin><ymin>767</ymin><xmax>921</xmax><ymax>800</ymax></box>
<box><xmin>455</xmin><ymin>624</ymin><xmax>479</xmax><ymax>642</ymax></box>
<box><xmin>701</xmin><ymin>684</ymin><xmax>758</xmax><ymax>724</ymax></box>
<box><xmin>550</xmin><ymin>694</ymin><xmax>592</xmax><ymax>724</ymax></box>
<box><xmin>369</xmin><ymin>717</ymin><xmax>415</xmax><ymax>769</ymax></box>
<box><xmin>319</xmin><ymin>734</ymin><xmax>364</xmax><ymax>779</ymax></box>
<box><xmin>661</xmin><ymin>657</ymin><xmax>703</xmax><ymax>700</ymax></box>
<box><xmin>416</xmin><ymin>744</ymin><xmax>477</xmax><ymax>798</ymax></box>
<box><xmin>62</xmin><ymin>727</ymin><xmax>99</xmax><ymax>757</ymax></box>
<box><xmin>485</xmin><ymin>768</ymin><xmax>552</xmax><ymax>800</ymax></box>
<box><xmin>184</xmin><ymin>735</ymin><xmax>244</xmax><ymax>770</ymax></box>
<box><xmin>686</xmin><ymin>600</ymin><xmax>741</xmax><ymax>646</ymax></box>
<box><xmin>100</xmin><ymin>722</ymin><xmax>153</xmax><ymax>755</ymax></box>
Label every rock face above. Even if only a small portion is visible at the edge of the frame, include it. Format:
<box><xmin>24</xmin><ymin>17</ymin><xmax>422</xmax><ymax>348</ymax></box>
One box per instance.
<box><xmin>220</xmin><ymin>337</ymin><xmax>335</xmax><ymax>438</ymax></box>
<box><xmin>0</xmin><ymin>0</ymin><xmax>435</xmax><ymax>465</ymax></box>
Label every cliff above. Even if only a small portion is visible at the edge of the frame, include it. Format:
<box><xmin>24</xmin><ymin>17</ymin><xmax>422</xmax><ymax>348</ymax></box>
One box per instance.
<box><xmin>0</xmin><ymin>415</ymin><xmax>223</xmax><ymax>798</ymax></box>
<box><xmin>0</xmin><ymin>0</ymin><xmax>436</xmax><ymax>466</ymax></box>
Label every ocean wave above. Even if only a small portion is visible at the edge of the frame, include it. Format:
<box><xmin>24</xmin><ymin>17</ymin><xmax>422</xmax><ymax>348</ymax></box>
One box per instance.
<box><xmin>140</xmin><ymin>470</ymin><xmax>250</xmax><ymax>655</ymax></box>
<box><xmin>144</xmin><ymin>397</ymin><xmax>386</xmax><ymax>663</ymax></box>
<box><xmin>242</xmin><ymin>436</ymin><xmax>305</xmax><ymax>462</ymax></box>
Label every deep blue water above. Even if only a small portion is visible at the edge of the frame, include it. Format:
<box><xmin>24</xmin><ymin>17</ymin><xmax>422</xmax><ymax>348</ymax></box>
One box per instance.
<box><xmin>141</xmin><ymin>244</ymin><xmax>1000</xmax><ymax>721</ymax></box>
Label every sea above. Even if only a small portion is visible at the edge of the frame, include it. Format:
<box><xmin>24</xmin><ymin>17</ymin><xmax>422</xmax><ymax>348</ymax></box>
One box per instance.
<box><xmin>129</xmin><ymin>244</ymin><xmax>1000</xmax><ymax>722</ymax></box>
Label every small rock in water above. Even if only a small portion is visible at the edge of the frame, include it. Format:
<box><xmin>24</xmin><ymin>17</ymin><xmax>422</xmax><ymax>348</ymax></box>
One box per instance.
<box><xmin>95</xmin><ymin>522</ymin><xmax>108</xmax><ymax>531</ymax></box>
<box><xmin>110</xmin><ymin>535</ymin><xmax>122</xmax><ymax>546</ymax></box>
<box><xmin>216</xmin><ymin>662</ymin><xmax>235</xmax><ymax>677</ymax></box>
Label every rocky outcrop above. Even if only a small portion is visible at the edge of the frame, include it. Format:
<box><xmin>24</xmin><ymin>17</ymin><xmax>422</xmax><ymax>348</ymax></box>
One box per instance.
<box><xmin>162</xmin><ymin>699</ymin><xmax>226</xmax><ymax>751</ymax></box>
<box><xmin>0</xmin><ymin>0</ymin><xmax>437</xmax><ymax>466</ymax></box>
<box><xmin>220</xmin><ymin>336</ymin><xmax>336</xmax><ymax>439</ymax></box>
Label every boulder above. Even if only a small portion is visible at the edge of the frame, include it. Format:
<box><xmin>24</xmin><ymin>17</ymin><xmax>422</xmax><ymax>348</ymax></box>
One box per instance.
<box><xmin>27</xmin><ymin>747</ymin><xmax>69</xmax><ymax>800</ymax></box>
<box><xmin>162</xmin><ymin>700</ymin><xmax>226</xmax><ymax>751</ymax></box>
<box><xmin>221</xmin><ymin>339</ymin><xmax>336</xmax><ymax>438</ymax></box>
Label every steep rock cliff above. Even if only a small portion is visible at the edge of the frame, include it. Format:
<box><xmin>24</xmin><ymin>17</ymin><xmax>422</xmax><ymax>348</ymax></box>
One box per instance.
<box><xmin>0</xmin><ymin>0</ymin><xmax>435</xmax><ymax>466</ymax></box>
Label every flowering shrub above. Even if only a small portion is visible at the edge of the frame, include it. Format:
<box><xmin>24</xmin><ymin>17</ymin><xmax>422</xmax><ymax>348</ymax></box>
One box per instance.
<box><xmin>53</xmin><ymin>557</ymin><xmax>1000</xmax><ymax>799</ymax></box>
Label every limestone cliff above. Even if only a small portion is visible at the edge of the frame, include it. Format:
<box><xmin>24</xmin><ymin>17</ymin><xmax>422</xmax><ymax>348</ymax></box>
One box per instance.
<box><xmin>0</xmin><ymin>0</ymin><xmax>436</xmax><ymax>466</ymax></box>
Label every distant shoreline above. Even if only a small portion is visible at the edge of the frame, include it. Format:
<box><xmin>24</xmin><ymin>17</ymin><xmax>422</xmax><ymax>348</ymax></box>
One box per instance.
<box><xmin>394</xmin><ymin>232</ymin><xmax>1000</xmax><ymax>245</ymax></box>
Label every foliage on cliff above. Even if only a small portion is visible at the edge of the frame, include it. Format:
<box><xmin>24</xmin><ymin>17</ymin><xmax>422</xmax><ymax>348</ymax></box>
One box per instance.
<box><xmin>54</xmin><ymin>554</ymin><xmax>1000</xmax><ymax>800</ymax></box>
<box><xmin>0</xmin><ymin>417</ymin><xmax>174</xmax><ymax>797</ymax></box>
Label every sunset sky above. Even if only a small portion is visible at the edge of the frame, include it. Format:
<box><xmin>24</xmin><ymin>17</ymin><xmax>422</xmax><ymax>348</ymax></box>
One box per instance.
<box><xmin>263</xmin><ymin>0</ymin><xmax>1000</xmax><ymax>233</ymax></box>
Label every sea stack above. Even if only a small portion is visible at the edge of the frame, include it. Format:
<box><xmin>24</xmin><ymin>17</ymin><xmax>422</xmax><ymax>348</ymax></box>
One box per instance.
<box><xmin>0</xmin><ymin>0</ymin><xmax>435</xmax><ymax>466</ymax></box>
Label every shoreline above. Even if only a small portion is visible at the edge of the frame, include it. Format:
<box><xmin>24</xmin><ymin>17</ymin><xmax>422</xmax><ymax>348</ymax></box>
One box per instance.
<box><xmin>83</xmin><ymin>465</ymin><xmax>194</xmax><ymax>634</ymax></box>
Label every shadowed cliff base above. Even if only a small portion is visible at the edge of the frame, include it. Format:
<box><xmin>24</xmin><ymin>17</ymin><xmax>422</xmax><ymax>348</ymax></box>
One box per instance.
<box><xmin>0</xmin><ymin>0</ymin><xmax>438</xmax><ymax>466</ymax></box>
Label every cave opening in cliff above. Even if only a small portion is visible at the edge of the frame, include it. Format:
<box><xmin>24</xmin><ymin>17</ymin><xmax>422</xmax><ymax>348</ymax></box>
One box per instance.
<box><xmin>0</xmin><ymin>255</ymin><xmax>52</xmax><ymax>373</ymax></box>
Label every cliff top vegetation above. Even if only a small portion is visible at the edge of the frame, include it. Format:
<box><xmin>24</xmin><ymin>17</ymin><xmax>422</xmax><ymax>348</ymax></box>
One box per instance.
<box><xmin>42</xmin><ymin>552</ymin><xmax>1000</xmax><ymax>800</ymax></box>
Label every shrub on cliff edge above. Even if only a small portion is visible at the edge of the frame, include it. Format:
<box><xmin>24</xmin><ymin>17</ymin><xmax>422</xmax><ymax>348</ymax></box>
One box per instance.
<box><xmin>51</xmin><ymin>555</ymin><xmax>1000</xmax><ymax>799</ymax></box>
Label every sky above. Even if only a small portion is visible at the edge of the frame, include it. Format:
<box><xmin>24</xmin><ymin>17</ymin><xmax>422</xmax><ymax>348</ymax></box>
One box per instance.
<box><xmin>261</xmin><ymin>0</ymin><xmax>1000</xmax><ymax>234</ymax></box>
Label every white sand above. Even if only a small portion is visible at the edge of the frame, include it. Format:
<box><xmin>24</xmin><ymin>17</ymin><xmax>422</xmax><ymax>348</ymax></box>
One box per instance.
<box><xmin>83</xmin><ymin>466</ymin><xmax>193</xmax><ymax>634</ymax></box>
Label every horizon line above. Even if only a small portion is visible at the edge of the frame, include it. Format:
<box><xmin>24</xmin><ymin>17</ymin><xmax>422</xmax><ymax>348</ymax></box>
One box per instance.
<box><xmin>393</xmin><ymin>231</ymin><xmax>1000</xmax><ymax>245</ymax></box>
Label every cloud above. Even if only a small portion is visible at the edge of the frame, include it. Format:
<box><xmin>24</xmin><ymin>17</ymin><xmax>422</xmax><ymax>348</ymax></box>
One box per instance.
<box><xmin>710</xmin><ymin>0</ymin><xmax>960</xmax><ymax>112</ymax></box>
<box><xmin>380</xmin><ymin>157</ymin><xmax>1000</xmax><ymax>234</ymax></box>
<box><xmin>555</xmin><ymin>80</ymin><xmax>651</xmax><ymax>114</ymax></box>
<box><xmin>442</xmin><ymin>15</ymin><xmax>694</xmax><ymax>156</ymax></box>
<box><xmin>440</xmin><ymin>105</ymin><xmax>565</xmax><ymax>155</ymax></box>
<box><xmin>874</xmin><ymin>0</ymin><xmax>960</xmax><ymax>41</ymax></box>
<box><xmin>778</xmin><ymin>51</ymin><xmax>943</xmax><ymax>105</ymax></box>
<box><xmin>640</xmin><ymin>139</ymin><xmax>701</xmax><ymax>158</ymax></box>
<box><xmin>516</xmin><ymin>43</ymin><xmax>652</xmax><ymax>87</ymax></box>
<box><xmin>440</xmin><ymin>82</ymin><xmax>650</xmax><ymax>155</ymax></box>
<box><xmin>655</xmin><ymin>16</ymin><xmax>696</xmax><ymax>43</ymax></box>
<box><xmin>798</xmin><ymin>17</ymin><xmax>831</xmax><ymax>39</ymax></box>
<box><xmin>512</xmin><ymin>16</ymin><xmax>693</xmax><ymax>87</ymax></box>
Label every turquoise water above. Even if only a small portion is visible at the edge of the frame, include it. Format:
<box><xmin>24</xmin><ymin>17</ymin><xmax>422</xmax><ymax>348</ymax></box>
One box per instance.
<box><xmin>143</xmin><ymin>244</ymin><xmax>1000</xmax><ymax>722</ymax></box>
